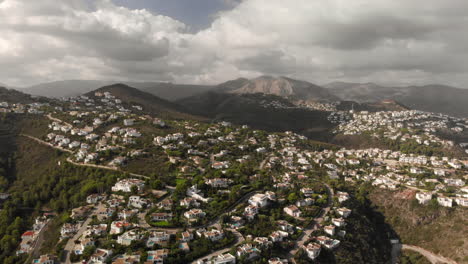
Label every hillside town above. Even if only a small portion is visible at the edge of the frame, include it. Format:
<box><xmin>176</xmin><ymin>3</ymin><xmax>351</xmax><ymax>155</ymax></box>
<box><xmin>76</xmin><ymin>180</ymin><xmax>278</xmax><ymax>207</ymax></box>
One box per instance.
<box><xmin>1</xmin><ymin>91</ymin><xmax>467</xmax><ymax>264</ymax></box>
<box><xmin>331</xmin><ymin>110</ymin><xmax>468</xmax><ymax>153</ymax></box>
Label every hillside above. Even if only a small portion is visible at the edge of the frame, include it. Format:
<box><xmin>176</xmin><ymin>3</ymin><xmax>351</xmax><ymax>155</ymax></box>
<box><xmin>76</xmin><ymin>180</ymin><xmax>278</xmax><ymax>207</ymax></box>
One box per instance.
<box><xmin>224</xmin><ymin>76</ymin><xmax>340</xmax><ymax>102</ymax></box>
<box><xmin>87</xmin><ymin>84</ymin><xmax>206</xmax><ymax>121</ymax></box>
<box><xmin>395</xmin><ymin>85</ymin><xmax>468</xmax><ymax>117</ymax></box>
<box><xmin>335</xmin><ymin>100</ymin><xmax>409</xmax><ymax>112</ymax></box>
<box><xmin>17</xmin><ymin>80</ymin><xmax>213</xmax><ymax>101</ymax></box>
<box><xmin>127</xmin><ymin>82</ymin><xmax>214</xmax><ymax>101</ymax></box>
<box><xmin>325</xmin><ymin>82</ymin><xmax>468</xmax><ymax>117</ymax></box>
<box><xmin>0</xmin><ymin>87</ymin><xmax>39</xmax><ymax>104</ymax></box>
<box><xmin>177</xmin><ymin>91</ymin><xmax>335</xmax><ymax>140</ymax></box>
<box><xmin>369</xmin><ymin>189</ymin><xmax>468</xmax><ymax>264</ymax></box>
<box><xmin>324</xmin><ymin>82</ymin><xmax>405</xmax><ymax>103</ymax></box>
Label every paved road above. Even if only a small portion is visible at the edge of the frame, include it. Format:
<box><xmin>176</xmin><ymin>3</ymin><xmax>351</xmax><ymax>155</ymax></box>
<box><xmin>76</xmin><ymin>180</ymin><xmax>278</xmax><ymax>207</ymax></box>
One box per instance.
<box><xmin>63</xmin><ymin>203</ymin><xmax>106</xmax><ymax>264</ymax></box>
<box><xmin>24</xmin><ymin>219</ymin><xmax>53</xmax><ymax>264</ymax></box>
<box><xmin>289</xmin><ymin>183</ymin><xmax>335</xmax><ymax>262</ymax></box>
<box><xmin>190</xmin><ymin>228</ymin><xmax>245</xmax><ymax>264</ymax></box>
<box><xmin>402</xmin><ymin>244</ymin><xmax>458</xmax><ymax>264</ymax></box>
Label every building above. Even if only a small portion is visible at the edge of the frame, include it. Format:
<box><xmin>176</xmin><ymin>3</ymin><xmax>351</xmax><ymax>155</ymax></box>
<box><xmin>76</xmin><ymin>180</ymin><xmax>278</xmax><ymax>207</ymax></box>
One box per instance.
<box><xmin>455</xmin><ymin>197</ymin><xmax>468</xmax><ymax>207</ymax></box>
<box><xmin>336</xmin><ymin>207</ymin><xmax>352</xmax><ymax>218</ymax></box>
<box><xmin>437</xmin><ymin>196</ymin><xmax>453</xmax><ymax>207</ymax></box>
<box><xmin>184</xmin><ymin>209</ymin><xmax>206</xmax><ymax>220</ymax></box>
<box><xmin>147</xmin><ymin>231</ymin><xmax>170</xmax><ymax>247</ymax></box>
<box><xmin>31</xmin><ymin>254</ymin><xmax>59</xmax><ymax>264</ymax></box>
<box><xmin>117</xmin><ymin>230</ymin><xmax>142</xmax><ymax>246</ymax></box>
<box><xmin>248</xmin><ymin>193</ymin><xmax>269</xmax><ymax>208</ymax></box>
<box><xmin>324</xmin><ymin>225</ymin><xmax>336</xmax><ymax>236</ymax></box>
<box><xmin>123</xmin><ymin>119</ymin><xmax>134</xmax><ymax>126</ymax></box>
<box><xmin>415</xmin><ymin>192</ymin><xmax>432</xmax><ymax>205</ymax></box>
<box><xmin>332</xmin><ymin>218</ymin><xmax>346</xmax><ymax>227</ymax></box>
<box><xmin>111</xmin><ymin>179</ymin><xmax>145</xmax><ymax>193</ymax></box>
<box><xmin>236</xmin><ymin>244</ymin><xmax>261</xmax><ymax>260</ymax></box>
<box><xmin>146</xmin><ymin>249</ymin><xmax>169</xmax><ymax>263</ymax></box>
<box><xmin>284</xmin><ymin>205</ymin><xmax>302</xmax><ymax>218</ymax></box>
<box><xmin>90</xmin><ymin>249</ymin><xmax>113</xmax><ymax>264</ymax></box>
<box><xmin>211</xmin><ymin>253</ymin><xmax>236</xmax><ymax>264</ymax></box>
<box><xmin>304</xmin><ymin>243</ymin><xmax>321</xmax><ymax>260</ymax></box>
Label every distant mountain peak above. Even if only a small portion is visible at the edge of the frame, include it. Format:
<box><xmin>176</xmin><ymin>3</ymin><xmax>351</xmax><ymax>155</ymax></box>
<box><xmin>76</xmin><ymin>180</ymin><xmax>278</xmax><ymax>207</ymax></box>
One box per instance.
<box><xmin>225</xmin><ymin>76</ymin><xmax>339</xmax><ymax>102</ymax></box>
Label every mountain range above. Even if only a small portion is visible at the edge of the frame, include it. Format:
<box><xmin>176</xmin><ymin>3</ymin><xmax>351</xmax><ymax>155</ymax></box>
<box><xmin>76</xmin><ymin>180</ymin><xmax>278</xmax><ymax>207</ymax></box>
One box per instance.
<box><xmin>325</xmin><ymin>82</ymin><xmax>468</xmax><ymax>117</ymax></box>
<box><xmin>224</xmin><ymin>76</ymin><xmax>339</xmax><ymax>102</ymax></box>
<box><xmin>14</xmin><ymin>80</ymin><xmax>213</xmax><ymax>101</ymax></box>
<box><xmin>4</xmin><ymin>76</ymin><xmax>468</xmax><ymax>117</ymax></box>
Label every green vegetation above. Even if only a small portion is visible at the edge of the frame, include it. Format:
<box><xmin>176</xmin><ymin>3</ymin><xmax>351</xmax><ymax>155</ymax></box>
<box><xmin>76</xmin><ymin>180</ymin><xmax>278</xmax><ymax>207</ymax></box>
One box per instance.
<box><xmin>0</xmin><ymin>136</ymin><xmax>127</xmax><ymax>263</ymax></box>
<box><xmin>399</xmin><ymin>250</ymin><xmax>431</xmax><ymax>264</ymax></box>
<box><xmin>370</xmin><ymin>189</ymin><xmax>468</xmax><ymax>263</ymax></box>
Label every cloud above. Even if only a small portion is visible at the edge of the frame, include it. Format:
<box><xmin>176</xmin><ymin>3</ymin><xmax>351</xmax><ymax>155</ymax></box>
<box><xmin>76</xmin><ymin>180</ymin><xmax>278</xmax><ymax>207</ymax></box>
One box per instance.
<box><xmin>1</xmin><ymin>0</ymin><xmax>468</xmax><ymax>87</ymax></box>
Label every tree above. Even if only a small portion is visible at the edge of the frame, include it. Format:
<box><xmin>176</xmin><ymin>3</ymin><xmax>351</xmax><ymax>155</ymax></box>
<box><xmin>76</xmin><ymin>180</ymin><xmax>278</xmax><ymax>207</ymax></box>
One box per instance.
<box><xmin>82</xmin><ymin>245</ymin><xmax>96</xmax><ymax>259</ymax></box>
<box><xmin>287</xmin><ymin>193</ymin><xmax>298</xmax><ymax>203</ymax></box>
<box><xmin>131</xmin><ymin>185</ymin><xmax>139</xmax><ymax>195</ymax></box>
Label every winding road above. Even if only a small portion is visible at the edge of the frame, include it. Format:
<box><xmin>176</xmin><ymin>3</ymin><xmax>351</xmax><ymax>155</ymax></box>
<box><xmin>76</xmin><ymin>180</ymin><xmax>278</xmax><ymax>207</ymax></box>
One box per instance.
<box><xmin>401</xmin><ymin>244</ymin><xmax>458</xmax><ymax>264</ymax></box>
<box><xmin>289</xmin><ymin>183</ymin><xmax>334</xmax><ymax>263</ymax></box>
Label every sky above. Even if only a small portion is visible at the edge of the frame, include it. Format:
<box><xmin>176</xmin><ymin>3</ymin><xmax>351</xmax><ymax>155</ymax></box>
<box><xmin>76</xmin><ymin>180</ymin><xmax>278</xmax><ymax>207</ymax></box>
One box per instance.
<box><xmin>0</xmin><ymin>0</ymin><xmax>467</xmax><ymax>87</ymax></box>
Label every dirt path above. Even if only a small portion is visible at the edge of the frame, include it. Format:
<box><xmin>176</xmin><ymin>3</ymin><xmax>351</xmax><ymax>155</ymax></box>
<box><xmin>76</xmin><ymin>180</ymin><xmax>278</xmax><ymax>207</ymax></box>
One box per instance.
<box><xmin>65</xmin><ymin>157</ymin><xmax>150</xmax><ymax>179</ymax></box>
<box><xmin>21</xmin><ymin>133</ymin><xmax>151</xmax><ymax>180</ymax></box>
<box><xmin>46</xmin><ymin>114</ymin><xmax>72</xmax><ymax>127</ymax></box>
<box><xmin>402</xmin><ymin>244</ymin><xmax>458</xmax><ymax>264</ymax></box>
<box><xmin>21</xmin><ymin>134</ymin><xmax>73</xmax><ymax>153</ymax></box>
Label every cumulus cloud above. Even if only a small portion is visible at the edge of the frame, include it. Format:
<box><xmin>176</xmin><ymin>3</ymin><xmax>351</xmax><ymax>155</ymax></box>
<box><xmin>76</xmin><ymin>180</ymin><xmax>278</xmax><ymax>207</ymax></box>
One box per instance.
<box><xmin>1</xmin><ymin>0</ymin><xmax>468</xmax><ymax>87</ymax></box>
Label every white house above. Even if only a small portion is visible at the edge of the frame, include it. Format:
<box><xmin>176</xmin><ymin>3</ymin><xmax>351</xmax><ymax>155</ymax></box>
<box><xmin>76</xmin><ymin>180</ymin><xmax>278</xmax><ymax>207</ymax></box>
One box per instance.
<box><xmin>415</xmin><ymin>192</ymin><xmax>432</xmax><ymax>205</ymax></box>
<box><xmin>111</xmin><ymin>179</ymin><xmax>145</xmax><ymax>193</ymax></box>
<box><xmin>248</xmin><ymin>193</ymin><xmax>269</xmax><ymax>208</ymax></box>
<box><xmin>123</xmin><ymin>119</ymin><xmax>134</xmax><ymax>126</ymax></box>
<box><xmin>336</xmin><ymin>207</ymin><xmax>352</xmax><ymax>218</ymax></box>
<box><xmin>212</xmin><ymin>253</ymin><xmax>236</xmax><ymax>264</ymax></box>
<box><xmin>284</xmin><ymin>205</ymin><xmax>302</xmax><ymax>218</ymax></box>
<box><xmin>437</xmin><ymin>196</ymin><xmax>453</xmax><ymax>207</ymax></box>
<box><xmin>304</xmin><ymin>243</ymin><xmax>321</xmax><ymax>260</ymax></box>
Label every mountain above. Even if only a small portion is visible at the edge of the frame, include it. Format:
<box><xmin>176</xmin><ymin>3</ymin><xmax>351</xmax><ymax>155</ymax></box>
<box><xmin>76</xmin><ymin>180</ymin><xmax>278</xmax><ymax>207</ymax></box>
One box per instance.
<box><xmin>17</xmin><ymin>80</ymin><xmax>214</xmax><ymax>101</ymax></box>
<box><xmin>336</xmin><ymin>99</ymin><xmax>409</xmax><ymax>112</ymax></box>
<box><xmin>325</xmin><ymin>82</ymin><xmax>468</xmax><ymax>117</ymax></box>
<box><xmin>395</xmin><ymin>85</ymin><xmax>468</xmax><ymax>117</ymax></box>
<box><xmin>223</xmin><ymin>76</ymin><xmax>340</xmax><ymax>102</ymax></box>
<box><xmin>126</xmin><ymin>82</ymin><xmax>214</xmax><ymax>101</ymax></box>
<box><xmin>0</xmin><ymin>86</ymin><xmax>43</xmax><ymax>104</ymax></box>
<box><xmin>19</xmin><ymin>80</ymin><xmax>113</xmax><ymax>98</ymax></box>
<box><xmin>177</xmin><ymin>91</ymin><xmax>335</xmax><ymax>140</ymax></box>
<box><xmin>87</xmin><ymin>83</ymin><xmax>206</xmax><ymax>121</ymax></box>
<box><xmin>324</xmin><ymin>82</ymin><xmax>405</xmax><ymax>102</ymax></box>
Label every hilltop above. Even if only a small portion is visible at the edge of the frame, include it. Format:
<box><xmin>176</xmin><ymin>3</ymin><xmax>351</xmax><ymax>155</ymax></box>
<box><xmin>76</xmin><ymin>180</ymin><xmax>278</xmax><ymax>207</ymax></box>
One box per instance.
<box><xmin>0</xmin><ymin>86</ymin><xmax>41</xmax><ymax>104</ymax></box>
<box><xmin>86</xmin><ymin>83</ymin><xmax>206</xmax><ymax>121</ymax></box>
<box><xmin>325</xmin><ymin>82</ymin><xmax>468</xmax><ymax>117</ymax></box>
<box><xmin>16</xmin><ymin>80</ymin><xmax>214</xmax><ymax>101</ymax></box>
<box><xmin>335</xmin><ymin>99</ymin><xmax>409</xmax><ymax>112</ymax></box>
<box><xmin>225</xmin><ymin>76</ymin><xmax>339</xmax><ymax>102</ymax></box>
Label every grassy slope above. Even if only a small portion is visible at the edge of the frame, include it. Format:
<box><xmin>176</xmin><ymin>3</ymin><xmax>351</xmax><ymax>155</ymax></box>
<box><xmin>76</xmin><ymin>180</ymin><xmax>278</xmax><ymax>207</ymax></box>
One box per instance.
<box><xmin>369</xmin><ymin>189</ymin><xmax>468</xmax><ymax>263</ymax></box>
